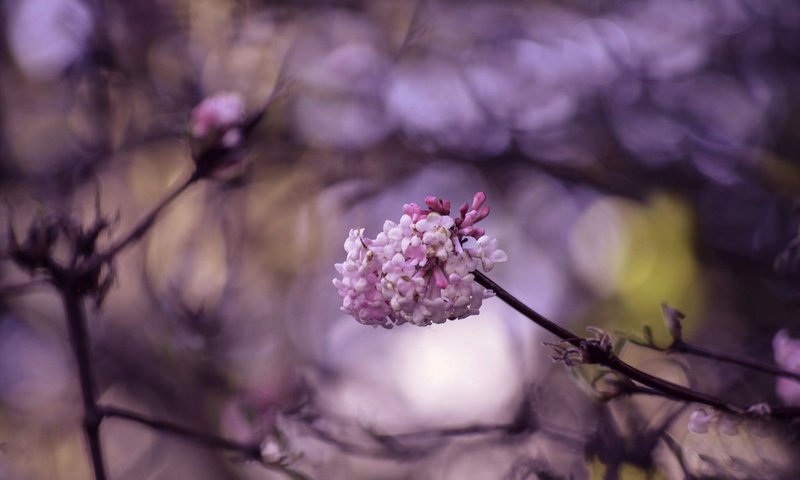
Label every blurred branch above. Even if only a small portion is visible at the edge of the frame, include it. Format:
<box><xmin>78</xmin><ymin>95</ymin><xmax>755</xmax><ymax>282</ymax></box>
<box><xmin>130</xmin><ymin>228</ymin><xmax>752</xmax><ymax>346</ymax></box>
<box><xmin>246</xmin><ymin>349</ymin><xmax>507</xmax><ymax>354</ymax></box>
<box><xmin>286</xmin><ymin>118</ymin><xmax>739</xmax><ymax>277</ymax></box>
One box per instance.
<box><xmin>634</xmin><ymin>338</ymin><xmax>800</xmax><ymax>384</ymax></box>
<box><xmin>0</xmin><ymin>278</ymin><xmax>49</xmax><ymax>298</ymax></box>
<box><xmin>291</xmin><ymin>396</ymin><xmax>584</xmax><ymax>461</ymax></box>
<box><xmin>88</xmin><ymin>172</ymin><xmax>200</xmax><ymax>269</ymax></box>
<box><xmin>99</xmin><ymin>405</ymin><xmax>262</xmax><ymax>459</ymax></box>
<box><xmin>473</xmin><ymin>271</ymin><xmax>800</xmax><ymax>419</ymax></box>
<box><xmin>300</xmin><ymin>420</ymin><xmax>408</xmax><ymax>459</ymax></box>
<box><xmin>4</xmin><ymin>163</ymin><xmax>207</xmax><ymax>479</ymax></box>
<box><xmin>58</xmin><ymin>284</ymin><xmax>107</xmax><ymax>480</ymax></box>
<box><xmin>101</xmin><ymin>405</ymin><xmax>311</xmax><ymax>479</ymax></box>
<box><xmin>298</xmin><ymin>419</ymin><xmax>521</xmax><ymax>459</ymax></box>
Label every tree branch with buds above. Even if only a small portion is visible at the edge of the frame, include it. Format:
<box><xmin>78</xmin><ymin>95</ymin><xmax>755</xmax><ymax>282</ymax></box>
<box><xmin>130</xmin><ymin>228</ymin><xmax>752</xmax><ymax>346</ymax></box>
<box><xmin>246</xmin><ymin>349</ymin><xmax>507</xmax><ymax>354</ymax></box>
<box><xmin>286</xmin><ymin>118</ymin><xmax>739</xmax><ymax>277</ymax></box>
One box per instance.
<box><xmin>0</xmin><ymin>91</ymin><xmax>313</xmax><ymax>480</ymax></box>
<box><xmin>627</xmin><ymin>304</ymin><xmax>800</xmax><ymax>383</ymax></box>
<box><xmin>333</xmin><ymin>192</ymin><xmax>800</xmax><ymax>429</ymax></box>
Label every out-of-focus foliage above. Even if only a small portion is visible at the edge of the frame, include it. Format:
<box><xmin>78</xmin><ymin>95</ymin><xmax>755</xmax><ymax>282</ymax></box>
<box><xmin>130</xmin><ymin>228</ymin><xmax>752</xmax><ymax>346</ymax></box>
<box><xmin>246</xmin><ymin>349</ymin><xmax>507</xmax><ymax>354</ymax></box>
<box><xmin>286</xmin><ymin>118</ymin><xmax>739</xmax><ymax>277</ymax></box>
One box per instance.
<box><xmin>2</xmin><ymin>0</ymin><xmax>800</xmax><ymax>478</ymax></box>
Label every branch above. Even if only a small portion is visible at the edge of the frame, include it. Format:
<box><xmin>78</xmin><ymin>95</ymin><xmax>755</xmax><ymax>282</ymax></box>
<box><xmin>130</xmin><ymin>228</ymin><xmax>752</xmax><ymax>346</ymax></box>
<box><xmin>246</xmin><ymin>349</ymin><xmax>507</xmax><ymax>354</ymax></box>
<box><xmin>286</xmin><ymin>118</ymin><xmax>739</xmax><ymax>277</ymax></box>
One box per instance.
<box><xmin>100</xmin><ymin>405</ymin><xmax>314</xmax><ymax>479</ymax></box>
<box><xmin>472</xmin><ymin>271</ymin><xmax>581</xmax><ymax>344</ymax></box>
<box><xmin>87</xmin><ymin>172</ymin><xmax>200</xmax><ymax>270</ymax></box>
<box><xmin>631</xmin><ymin>337</ymin><xmax>800</xmax><ymax>384</ymax></box>
<box><xmin>384</xmin><ymin>423</ymin><xmax>512</xmax><ymax>441</ymax></box>
<box><xmin>473</xmin><ymin>271</ymin><xmax>800</xmax><ymax>419</ymax></box>
<box><xmin>299</xmin><ymin>418</ymin><xmax>521</xmax><ymax>459</ymax></box>
<box><xmin>60</xmin><ymin>285</ymin><xmax>107</xmax><ymax>480</ymax></box>
<box><xmin>99</xmin><ymin>405</ymin><xmax>262</xmax><ymax>460</ymax></box>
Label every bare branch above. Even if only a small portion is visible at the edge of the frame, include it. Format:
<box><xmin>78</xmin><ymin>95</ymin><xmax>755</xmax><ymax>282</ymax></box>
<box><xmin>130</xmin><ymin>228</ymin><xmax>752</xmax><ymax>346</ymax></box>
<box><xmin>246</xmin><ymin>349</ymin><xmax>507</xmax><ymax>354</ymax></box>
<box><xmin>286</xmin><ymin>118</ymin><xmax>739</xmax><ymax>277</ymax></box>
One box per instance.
<box><xmin>473</xmin><ymin>271</ymin><xmax>800</xmax><ymax>419</ymax></box>
<box><xmin>99</xmin><ymin>405</ymin><xmax>262</xmax><ymax>460</ymax></box>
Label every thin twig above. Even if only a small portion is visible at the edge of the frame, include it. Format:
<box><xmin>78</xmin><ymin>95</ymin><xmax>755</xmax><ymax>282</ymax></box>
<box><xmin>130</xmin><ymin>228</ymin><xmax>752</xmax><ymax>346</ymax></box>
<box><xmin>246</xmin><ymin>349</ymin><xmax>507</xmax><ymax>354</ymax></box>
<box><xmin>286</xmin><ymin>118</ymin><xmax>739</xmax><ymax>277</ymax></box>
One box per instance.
<box><xmin>99</xmin><ymin>405</ymin><xmax>262</xmax><ymax>460</ymax></box>
<box><xmin>473</xmin><ymin>271</ymin><xmax>800</xmax><ymax>418</ymax></box>
<box><xmin>301</xmin><ymin>421</ymin><xmax>403</xmax><ymax>458</ymax></box>
<box><xmin>669</xmin><ymin>341</ymin><xmax>800</xmax><ymax>383</ymax></box>
<box><xmin>101</xmin><ymin>405</ymin><xmax>314</xmax><ymax>479</ymax></box>
<box><xmin>383</xmin><ymin>423</ymin><xmax>512</xmax><ymax>441</ymax></box>
<box><xmin>299</xmin><ymin>416</ymin><xmax>522</xmax><ymax>459</ymax></box>
<box><xmin>86</xmin><ymin>172</ymin><xmax>200</xmax><ymax>270</ymax></box>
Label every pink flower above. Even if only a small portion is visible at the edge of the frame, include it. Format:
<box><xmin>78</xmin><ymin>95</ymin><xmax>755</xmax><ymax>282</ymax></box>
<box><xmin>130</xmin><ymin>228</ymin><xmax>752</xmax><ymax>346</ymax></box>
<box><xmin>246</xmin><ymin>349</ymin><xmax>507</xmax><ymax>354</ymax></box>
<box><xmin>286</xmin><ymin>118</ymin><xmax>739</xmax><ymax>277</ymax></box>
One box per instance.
<box><xmin>190</xmin><ymin>92</ymin><xmax>246</xmax><ymax>147</ymax></box>
<box><xmin>333</xmin><ymin>192</ymin><xmax>507</xmax><ymax>327</ymax></box>
<box><xmin>772</xmin><ymin>329</ymin><xmax>800</xmax><ymax>405</ymax></box>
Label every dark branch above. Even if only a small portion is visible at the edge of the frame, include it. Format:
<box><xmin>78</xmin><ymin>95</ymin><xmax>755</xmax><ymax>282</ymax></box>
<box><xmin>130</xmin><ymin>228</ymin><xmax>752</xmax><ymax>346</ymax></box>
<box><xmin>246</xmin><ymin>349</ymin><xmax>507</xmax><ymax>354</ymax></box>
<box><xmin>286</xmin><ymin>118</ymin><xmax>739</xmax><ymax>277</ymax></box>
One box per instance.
<box><xmin>86</xmin><ymin>172</ymin><xmax>200</xmax><ymax>271</ymax></box>
<box><xmin>60</xmin><ymin>286</ymin><xmax>107</xmax><ymax>480</ymax></box>
<box><xmin>473</xmin><ymin>270</ymin><xmax>800</xmax><ymax>418</ymax></box>
<box><xmin>672</xmin><ymin>340</ymin><xmax>800</xmax><ymax>383</ymax></box>
<box><xmin>99</xmin><ymin>405</ymin><xmax>262</xmax><ymax>460</ymax></box>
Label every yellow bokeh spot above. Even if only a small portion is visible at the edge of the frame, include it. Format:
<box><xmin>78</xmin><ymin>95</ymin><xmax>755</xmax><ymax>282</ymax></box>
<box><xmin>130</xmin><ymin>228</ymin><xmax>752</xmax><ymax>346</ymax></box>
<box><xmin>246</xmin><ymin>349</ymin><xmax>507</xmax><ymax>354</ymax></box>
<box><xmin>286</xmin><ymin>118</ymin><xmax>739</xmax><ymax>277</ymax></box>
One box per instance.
<box><xmin>588</xmin><ymin>457</ymin><xmax>667</xmax><ymax>480</ymax></box>
<box><xmin>569</xmin><ymin>194</ymin><xmax>701</xmax><ymax>343</ymax></box>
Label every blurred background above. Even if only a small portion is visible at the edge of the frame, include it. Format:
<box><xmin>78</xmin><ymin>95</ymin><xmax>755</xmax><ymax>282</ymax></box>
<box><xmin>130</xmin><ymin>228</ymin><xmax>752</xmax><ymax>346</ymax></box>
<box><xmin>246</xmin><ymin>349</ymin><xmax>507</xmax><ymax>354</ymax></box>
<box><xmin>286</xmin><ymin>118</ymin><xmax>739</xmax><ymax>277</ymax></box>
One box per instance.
<box><xmin>2</xmin><ymin>0</ymin><xmax>800</xmax><ymax>478</ymax></box>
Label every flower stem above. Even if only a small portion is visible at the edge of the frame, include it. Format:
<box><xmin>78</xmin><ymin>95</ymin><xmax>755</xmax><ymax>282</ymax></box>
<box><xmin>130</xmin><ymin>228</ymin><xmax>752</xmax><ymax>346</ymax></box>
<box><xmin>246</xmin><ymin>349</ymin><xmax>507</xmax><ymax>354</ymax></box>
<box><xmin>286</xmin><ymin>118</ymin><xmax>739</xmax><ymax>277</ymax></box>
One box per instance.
<box><xmin>472</xmin><ymin>270</ymin><xmax>580</xmax><ymax>343</ymax></box>
<box><xmin>473</xmin><ymin>270</ymin><xmax>800</xmax><ymax>418</ymax></box>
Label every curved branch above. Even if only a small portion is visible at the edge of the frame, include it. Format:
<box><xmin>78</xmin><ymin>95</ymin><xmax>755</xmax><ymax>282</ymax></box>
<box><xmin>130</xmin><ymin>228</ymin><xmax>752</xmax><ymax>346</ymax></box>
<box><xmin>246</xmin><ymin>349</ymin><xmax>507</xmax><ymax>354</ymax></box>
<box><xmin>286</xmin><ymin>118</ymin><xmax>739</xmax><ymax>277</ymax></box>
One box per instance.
<box><xmin>473</xmin><ymin>271</ymin><xmax>800</xmax><ymax>418</ymax></box>
<box><xmin>99</xmin><ymin>405</ymin><xmax>262</xmax><ymax>460</ymax></box>
<box><xmin>87</xmin><ymin>172</ymin><xmax>200</xmax><ymax>270</ymax></box>
<box><xmin>99</xmin><ymin>405</ymin><xmax>310</xmax><ymax>479</ymax></box>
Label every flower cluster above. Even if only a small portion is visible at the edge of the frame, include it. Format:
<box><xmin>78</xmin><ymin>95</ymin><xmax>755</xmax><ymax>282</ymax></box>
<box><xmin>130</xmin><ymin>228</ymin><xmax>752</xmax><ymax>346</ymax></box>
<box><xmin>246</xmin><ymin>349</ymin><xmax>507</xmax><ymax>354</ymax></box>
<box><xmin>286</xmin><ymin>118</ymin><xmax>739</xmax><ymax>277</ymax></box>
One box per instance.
<box><xmin>190</xmin><ymin>91</ymin><xmax>246</xmax><ymax>149</ymax></box>
<box><xmin>333</xmin><ymin>192</ymin><xmax>507</xmax><ymax>328</ymax></box>
<box><xmin>772</xmin><ymin>329</ymin><xmax>800</xmax><ymax>406</ymax></box>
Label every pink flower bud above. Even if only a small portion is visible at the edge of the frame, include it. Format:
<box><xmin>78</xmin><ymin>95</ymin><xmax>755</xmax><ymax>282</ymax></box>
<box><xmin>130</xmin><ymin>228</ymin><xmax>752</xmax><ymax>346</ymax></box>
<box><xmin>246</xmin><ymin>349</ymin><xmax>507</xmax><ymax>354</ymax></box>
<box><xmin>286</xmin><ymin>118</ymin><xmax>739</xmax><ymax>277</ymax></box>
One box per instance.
<box><xmin>190</xmin><ymin>91</ymin><xmax>245</xmax><ymax>146</ymax></box>
<box><xmin>688</xmin><ymin>409</ymin><xmax>714</xmax><ymax>434</ymax></box>
<box><xmin>772</xmin><ymin>329</ymin><xmax>800</xmax><ymax>406</ymax></box>
<box><xmin>471</xmin><ymin>192</ymin><xmax>487</xmax><ymax>210</ymax></box>
<box><xmin>424</xmin><ymin>196</ymin><xmax>451</xmax><ymax>215</ymax></box>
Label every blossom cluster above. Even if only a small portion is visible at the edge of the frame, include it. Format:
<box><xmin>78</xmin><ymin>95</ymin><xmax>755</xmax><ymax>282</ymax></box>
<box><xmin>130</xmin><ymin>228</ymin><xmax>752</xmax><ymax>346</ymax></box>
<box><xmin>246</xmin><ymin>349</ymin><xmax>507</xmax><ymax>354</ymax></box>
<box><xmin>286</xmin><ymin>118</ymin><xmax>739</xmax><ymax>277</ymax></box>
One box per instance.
<box><xmin>190</xmin><ymin>91</ymin><xmax>246</xmax><ymax>149</ymax></box>
<box><xmin>333</xmin><ymin>192</ymin><xmax>507</xmax><ymax>328</ymax></box>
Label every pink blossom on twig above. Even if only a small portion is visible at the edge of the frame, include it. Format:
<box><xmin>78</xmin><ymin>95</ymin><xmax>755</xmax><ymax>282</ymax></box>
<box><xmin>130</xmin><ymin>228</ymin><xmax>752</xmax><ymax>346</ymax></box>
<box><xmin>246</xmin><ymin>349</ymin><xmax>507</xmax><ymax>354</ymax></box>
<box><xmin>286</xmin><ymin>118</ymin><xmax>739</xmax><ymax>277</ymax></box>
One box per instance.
<box><xmin>333</xmin><ymin>192</ymin><xmax>507</xmax><ymax>328</ymax></box>
<box><xmin>190</xmin><ymin>92</ymin><xmax>246</xmax><ymax>147</ymax></box>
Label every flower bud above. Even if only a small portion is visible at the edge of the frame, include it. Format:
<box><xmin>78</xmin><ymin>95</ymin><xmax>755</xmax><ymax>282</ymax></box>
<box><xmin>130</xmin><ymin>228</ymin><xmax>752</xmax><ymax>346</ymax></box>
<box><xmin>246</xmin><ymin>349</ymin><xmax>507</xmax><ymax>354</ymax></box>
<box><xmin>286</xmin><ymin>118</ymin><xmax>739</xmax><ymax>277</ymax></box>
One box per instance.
<box><xmin>772</xmin><ymin>330</ymin><xmax>800</xmax><ymax>406</ymax></box>
<box><xmin>660</xmin><ymin>303</ymin><xmax>684</xmax><ymax>343</ymax></box>
<box><xmin>688</xmin><ymin>408</ymin><xmax>714</xmax><ymax>434</ymax></box>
